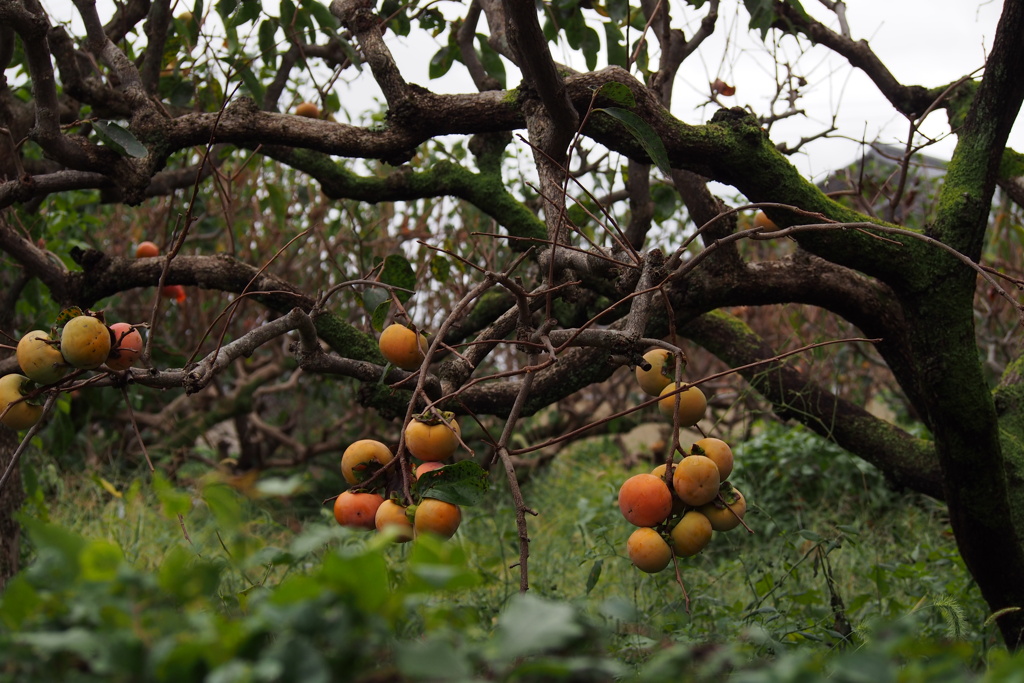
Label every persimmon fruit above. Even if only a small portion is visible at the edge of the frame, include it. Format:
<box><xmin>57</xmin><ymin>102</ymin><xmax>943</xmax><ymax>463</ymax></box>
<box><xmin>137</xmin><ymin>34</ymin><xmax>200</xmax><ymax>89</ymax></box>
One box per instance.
<box><xmin>413</xmin><ymin>498</ymin><xmax>462</xmax><ymax>539</ymax></box>
<box><xmin>60</xmin><ymin>316</ymin><xmax>112</xmax><ymax>370</ymax></box>
<box><xmin>691</xmin><ymin>437</ymin><xmax>734</xmax><ymax>480</ymax></box>
<box><xmin>670</xmin><ymin>510</ymin><xmax>713</xmax><ymax>557</ymax></box>
<box><xmin>651</xmin><ymin>462</ymin><xmax>671</xmax><ymax>481</ymax></box>
<box><xmin>635</xmin><ymin>349</ymin><xmax>680</xmax><ymax>397</ymax></box>
<box><xmin>672</xmin><ymin>455</ymin><xmax>721</xmax><ymax>506</ymax></box>
<box><xmin>627</xmin><ymin>527</ymin><xmax>673</xmax><ymax>573</ymax></box>
<box><xmin>618</xmin><ymin>473</ymin><xmax>673</xmax><ymax>527</ymax></box>
<box><xmin>161</xmin><ymin>285</ymin><xmax>187</xmax><ymax>303</ymax></box>
<box><xmin>341</xmin><ymin>439</ymin><xmax>393</xmax><ymax>485</ymax></box>
<box><xmin>333</xmin><ymin>491</ymin><xmax>385</xmax><ymax>530</ymax></box>
<box><xmin>415</xmin><ymin>461</ymin><xmax>445</xmax><ymax>479</ymax></box>
<box><xmin>375</xmin><ymin>499</ymin><xmax>414</xmax><ymax>542</ymax></box>
<box><xmin>657</xmin><ymin>382</ymin><xmax>707</xmax><ymax>427</ymax></box>
<box><xmin>404</xmin><ymin>414</ymin><xmax>460</xmax><ymax>462</ymax></box>
<box><xmin>105</xmin><ymin>323</ymin><xmax>144</xmax><ymax>371</ymax></box>
<box><xmin>699</xmin><ymin>485</ymin><xmax>747</xmax><ymax>532</ymax></box>
<box><xmin>295</xmin><ymin>102</ymin><xmax>320</xmax><ymax>118</ymax></box>
<box><xmin>135</xmin><ymin>241</ymin><xmax>160</xmax><ymax>258</ymax></box>
<box><xmin>378</xmin><ymin>323</ymin><xmax>428</xmax><ymax>371</ymax></box>
<box><xmin>0</xmin><ymin>374</ymin><xmax>43</xmax><ymax>430</ymax></box>
<box><xmin>753</xmin><ymin>211</ymin><xmax>777</xmax><ymax>230</ymax></box>
<box><xmin>17</xmin><ymin>330</ymin><xmax>68</xmax><ymax>385</ymax></box>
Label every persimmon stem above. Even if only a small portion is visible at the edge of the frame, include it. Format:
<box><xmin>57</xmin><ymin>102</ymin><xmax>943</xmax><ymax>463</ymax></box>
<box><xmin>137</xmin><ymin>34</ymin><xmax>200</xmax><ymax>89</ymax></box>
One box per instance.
<box><xmin>671</xmin><ymin>553</ymin><xmax>691</xmax><ymax>613</ymax></box>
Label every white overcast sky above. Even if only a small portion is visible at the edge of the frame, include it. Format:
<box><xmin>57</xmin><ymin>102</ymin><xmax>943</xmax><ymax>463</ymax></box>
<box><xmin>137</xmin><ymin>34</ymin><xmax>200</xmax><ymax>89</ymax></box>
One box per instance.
<box><xmin>44</xmin><ymin>0</ymin><xmax>1022</xmax><ymax>183</ymax></box>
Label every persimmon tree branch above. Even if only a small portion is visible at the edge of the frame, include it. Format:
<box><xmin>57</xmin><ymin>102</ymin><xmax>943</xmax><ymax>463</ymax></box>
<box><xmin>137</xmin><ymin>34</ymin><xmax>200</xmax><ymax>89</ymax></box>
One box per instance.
<box><xmin>773</xmin><ymin>1</ymin><xmax>957</xmax><ymax>118</ymax></box>
<box><xmin>140</xmin><ymin>0</ymin><xmax>172</xmax><ymax>93</ymax></box>
<box><xmin>682</xmin><ymin>310</ymin><xmax>942</xmax><ymax>499</ymax></box>
<box><xmin>502</xmin><ymin>2</ymin><xmax>577</xmax><ymax>140</ymax></box>
<box><xmin>330</xmin><ymin>0</ymin><xmax>408</xmax><ymax>107</ymax></box>
<box><xmin>457</xmin><ymin>1</ymin><xmax>502</xmax><ymax>92</ymax></box>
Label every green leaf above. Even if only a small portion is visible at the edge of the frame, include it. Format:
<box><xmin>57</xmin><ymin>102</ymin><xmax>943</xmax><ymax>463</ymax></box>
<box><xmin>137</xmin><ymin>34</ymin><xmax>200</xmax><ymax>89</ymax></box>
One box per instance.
<box><xmin>595</xmin><ymin>82</ymin><xmax>635</xmax><ymax>108</ymax></box>
<box><xmin>153</xmin><ymin>471</ymin><xmax>192</xmax><ymax>519</ymax></box>
<box><xmin>632</xmin><ymin>37</ymin><xmax>649</xmax><ymax>72</ymax></box>
<box><xmin>380</xmin><ymin>0</ymin><xmax>410</xmax><ymax>36</ymax></box>
<box><xmin>0</xmin><ymin>574</ymin><xmax>42</xmax><ymax>629</ymax></box>
<box><xmin>651</xmin><ymin>183</ymin><xmax>680</xmax><ymax>224</ymax></box>
<box><xmin>567</xmin><ymin>202</ymin><xmax>590</xmax><ymax>228</ymax></box>
<box><xmin>477</xmin><ymin>36</ymin><xmax>506</xmax><ymax>88</ymax></box>
<box><xmin>362</xmin><ymin>287</ymin><xmax>389</xmax><ymax>321</ymax></box>
<box><xmin>216</xmin><ymin>0</ymin><xmax>237</xmax><ymax>21</ymax></box>
<box><xmin>20</xmin><ymin>515</ymin><xmax>87</xmax><ymax>574</ymax></box>
<box><xmin>378</xmin><ymin>253</ymin><xmax>416</xmax><ymax>304</ymax></box>
<box><xmin>319</xmin><ymin>549</ymin><xmax>391</xmax><ymax>612</ymax></box>
<box><xmin>603</xmin><ymin>22</ymin><xmax>627</xmax><ymax>69</ymax></box>
<box><xmin>493</xmin><ymin>594</ymin><xmax>585</xmax><ymax>661</ymax></box>
<box><xmin>629</xmin><ymin>7</ymin><xmax>648</xmax><ymax>30</ymax></box>
<box><xmin>605</xmin><ymin>0</ymin><xmax>629</xmax><ymax>22</ymax></box>
<box><xmin>398</xmin><ymin>639</ymin><xmax>472</xmax><ymax>680</ymax></box>
<box><xmin>255</xmin><ymin>475</ymin><xmax>305</xmax><ymax>497</ymax></box>
<box><xmin>405</xmin><ymin>533</ymin><xmax>480</xmax><ymax>591</ymax></box>
<box><xmin>93</xmin><ymin>121</ymin><xmax>148</xmax><ymax>158</ymax></box>
<box><xmin>743</xmin><ymin>0</ymin><xmax>808</xmax><ymax>37</ymax></box>
<box><xmin>371</xmin><ymin>300</ymin><xmax>390</xmax><ymax>332</ymax></box>
<box><xmin>231</xmin><ymin>0</ymin><xmax>261</xmax><ymax>26</ymax></box>
<box><xmin>236</xmin><ymin>62</ymin><xmax>266</xmax><ymax>103</ymax></box>
<box><xmin>429</xmin><ymin>254</ymin><xmax>450</xmax><ymax>284</ymax></box>
<box><xmin>263</xmin><ymin>637</ymin><xmax>331</xmax><ymax>683</ymax></box>
<box><xmin>258</xmin><ymin>20</ymin><xmax>278</xmax><ymax>68</ymax></box>
<box><xmin>597</xmin><ymin>107</ymin><xmax>672</xmax><ymax>176</ymax></box>
<box><xmin>429</xmin><ymin>46</ymin><xmax>455</xmax><ymax>79</ymax></box>
<box><xmin>279</xmin><ymin>0</ymin><xmax>295</xmax><ymax>30</ymax></box>
<box><xmin>798</xmin><ymin>528</ymin><xmax>823</xmax><ymax>543</ymax></box>
<box><xmin>580</xmin><ymin>25</ymin><xmax>600</xmax><ymax>71</ymax></box>
<box><xmin>304</xmin><ymin>0</ymin><xmax>339</xmax><ymax>29</ymax></box>
<box><xmin>335</xmin><ymin>36</ymin><xmax>362</xmax><ymax>69</ymax></box>
<box><xmin>562</xmin><ymin>9</ymin><xmax>586</xmax><ymax>49</ymax></box>
<box><xmin>79</xmin><ymin>540</ymin><xmax>124</xmax><ymax>582</ymax></box>
<box><xmin>417</xmin><ymin>7</ymin><xmax>445</xmax><ymax>32</ymax></box>
<box><xmin>14</xmin><ymin>628</ymin><xmax>106</xmax><ymax>659</ymax></box>
<box><xmin>55</xmin><ymin>306</ymin><xmax>84</xmax><ymax>327</ymax></box>
<box><xmin>413</xmin><ymin>461</ymin><xmax>489</xmax><ymax>506</ymax></box>
<box><xmin>585</xmin><ymin>559</ymin><xmax>602</xmax><ymax>595</ymax></box>
<box><xmin>202</xmin><ymin>481</ymin><xmax>243</xmax><ymax>527</ymax></box>
<box><xmin>158</xmin><ymin>546</ymin><xmax>223</xmax><ymax>600</ymax></box>
<box><xmin>167</xmin><ymin>79</ymin><xmax>195</xmax><ymax>108</ymax></box>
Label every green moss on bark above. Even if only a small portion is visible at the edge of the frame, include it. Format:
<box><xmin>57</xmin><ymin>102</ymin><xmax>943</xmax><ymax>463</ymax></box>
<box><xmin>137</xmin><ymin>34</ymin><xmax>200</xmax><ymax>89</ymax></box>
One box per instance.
<box><xmin>659</xmin><ymin>108</ymin><xmax>944</xmax><ymax>292</ymax></box>
<box><xmin>275</xmin><ymin>149</ymin><xmax>545</xmax><ymax>242</ymax></box>
<box><xmin>312</xmin><ymin>310</ymin><xmax>383</xmax><ymax>363</ymax></box>
<box><xmin>1000</xmin><ymin>148</ymin><xmax>1024</xmax><ymax>180</ymax></box>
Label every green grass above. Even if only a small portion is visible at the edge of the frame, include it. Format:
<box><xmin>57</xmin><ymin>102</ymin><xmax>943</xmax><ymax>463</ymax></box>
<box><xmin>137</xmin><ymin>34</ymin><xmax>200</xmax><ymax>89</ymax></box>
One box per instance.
<box><xmin>6</xmin><ymin>421</ymin><xmax>1006</xmax><ymax>680</ymax></box>
<box><xmin>450</xmin><ymin>426</ymin><xmax>992</xmax><ymax>661</ymax></box>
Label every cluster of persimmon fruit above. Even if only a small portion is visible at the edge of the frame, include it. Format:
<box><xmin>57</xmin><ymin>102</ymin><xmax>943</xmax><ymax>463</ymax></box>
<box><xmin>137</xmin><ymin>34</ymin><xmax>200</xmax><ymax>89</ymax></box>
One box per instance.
<box><xmin>0</xmin><ymin>241</ymin><xmax>190</xmax><ymax>432</ymax></box>
<box><xmin>332</xmin><ymin>323</ymin><xmax>465</xmax><ymax>542</ymax></box>
<box><xmin>620</xmin><ymin>348</ymin><xmax>749</xmax><ymax>573</ymax></box>
<box><xmin>1</xmin><ymin>315</ymin><xmax>145</xmax><ymax>430</ymax></box>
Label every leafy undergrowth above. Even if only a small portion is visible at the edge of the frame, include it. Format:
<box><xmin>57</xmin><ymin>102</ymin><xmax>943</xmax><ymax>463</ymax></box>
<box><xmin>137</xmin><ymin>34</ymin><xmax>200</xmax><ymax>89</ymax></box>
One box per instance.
<box><xmin>1</xmin><ymin>423</ymin><xmax>1014</xmax><ymax>681</ymax></box>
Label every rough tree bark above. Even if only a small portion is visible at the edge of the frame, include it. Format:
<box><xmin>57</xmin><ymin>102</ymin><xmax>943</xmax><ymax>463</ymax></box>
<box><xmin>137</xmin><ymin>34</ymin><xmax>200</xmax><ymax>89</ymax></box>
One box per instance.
<box><xmin>0</xmin><ymin>426</ymin><xmax>23</xmax><ymax>588</ymax></box>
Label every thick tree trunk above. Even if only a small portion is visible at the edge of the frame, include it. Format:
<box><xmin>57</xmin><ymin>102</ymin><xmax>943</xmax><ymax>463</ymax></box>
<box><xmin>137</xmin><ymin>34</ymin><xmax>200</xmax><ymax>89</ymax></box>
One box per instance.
<box><xmin>0</xmin><ymin>426</ymin><xmax>23</xmax><ymax>588</ymax></box>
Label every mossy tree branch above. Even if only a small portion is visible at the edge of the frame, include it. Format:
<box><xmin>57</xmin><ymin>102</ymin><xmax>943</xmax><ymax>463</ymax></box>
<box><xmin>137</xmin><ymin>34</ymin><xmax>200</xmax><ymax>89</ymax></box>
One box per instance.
<box><xmin>683</xmin><ymin>309</ymin><xmax>942</xmax><ymax>499</ymax></box>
